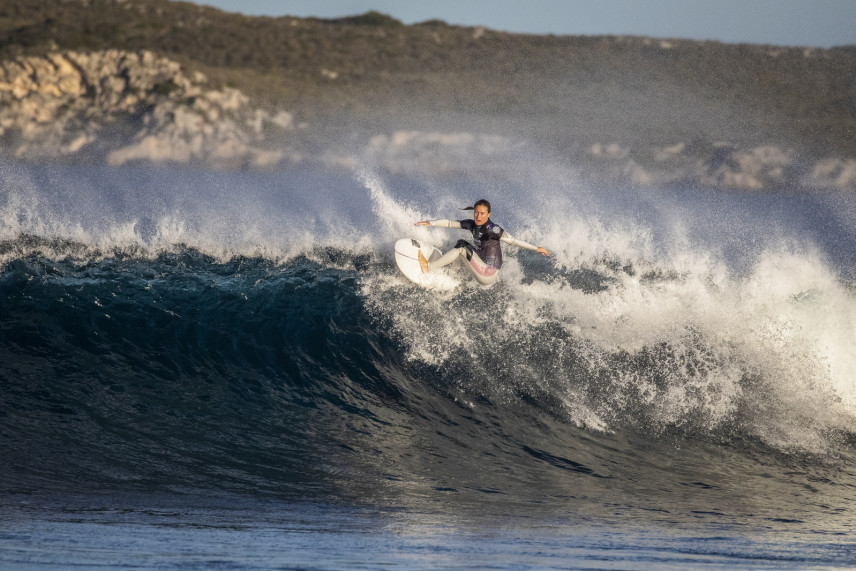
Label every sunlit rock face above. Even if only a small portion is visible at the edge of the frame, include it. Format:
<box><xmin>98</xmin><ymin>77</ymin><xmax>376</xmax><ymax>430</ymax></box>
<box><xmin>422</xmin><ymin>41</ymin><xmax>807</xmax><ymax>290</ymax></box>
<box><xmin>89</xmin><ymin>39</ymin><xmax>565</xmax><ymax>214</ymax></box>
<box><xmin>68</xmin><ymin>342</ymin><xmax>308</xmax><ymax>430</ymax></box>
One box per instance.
<box><xmin>0</xmin><ymin>50</ymin><xmax>293</xmax><ymax>168</ymax></box>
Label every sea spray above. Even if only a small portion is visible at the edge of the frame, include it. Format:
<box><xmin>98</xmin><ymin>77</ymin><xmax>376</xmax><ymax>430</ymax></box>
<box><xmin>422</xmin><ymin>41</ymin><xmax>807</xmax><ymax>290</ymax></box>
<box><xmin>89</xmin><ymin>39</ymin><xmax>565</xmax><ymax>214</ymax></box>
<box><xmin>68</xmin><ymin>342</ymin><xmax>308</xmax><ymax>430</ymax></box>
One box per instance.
<box><xmin>357</xmin><ymin>166</ymin><xmax>856</xmax><ymax>454</ymax></box>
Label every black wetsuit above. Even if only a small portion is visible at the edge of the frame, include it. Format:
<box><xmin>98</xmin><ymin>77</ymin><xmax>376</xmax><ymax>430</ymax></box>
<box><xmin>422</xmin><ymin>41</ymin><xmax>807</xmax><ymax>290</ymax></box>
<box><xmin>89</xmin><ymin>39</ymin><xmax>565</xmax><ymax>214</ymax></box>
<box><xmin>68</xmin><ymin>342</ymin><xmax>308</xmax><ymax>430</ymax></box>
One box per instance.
<box><xmin>459</xmin><ymin>219</ymin><xmax>505</xmax><ymax>269</ymax></box>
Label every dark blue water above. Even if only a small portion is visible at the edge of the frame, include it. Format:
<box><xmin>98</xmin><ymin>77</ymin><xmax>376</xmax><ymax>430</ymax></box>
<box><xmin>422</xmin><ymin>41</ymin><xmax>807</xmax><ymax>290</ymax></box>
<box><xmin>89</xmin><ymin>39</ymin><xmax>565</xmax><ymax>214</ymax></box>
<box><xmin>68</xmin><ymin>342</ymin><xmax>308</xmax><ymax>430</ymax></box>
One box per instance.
<box><xmin>2</xmin><ymin>161</ymin><xmax>856</xmax><ymax>568</ymax></box>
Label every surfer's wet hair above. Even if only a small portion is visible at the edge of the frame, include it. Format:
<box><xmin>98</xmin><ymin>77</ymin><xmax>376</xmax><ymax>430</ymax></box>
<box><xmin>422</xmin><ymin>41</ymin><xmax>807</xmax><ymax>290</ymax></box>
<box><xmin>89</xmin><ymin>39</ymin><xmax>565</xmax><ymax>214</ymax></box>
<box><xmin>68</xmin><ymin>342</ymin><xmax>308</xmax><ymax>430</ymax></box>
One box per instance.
<box><xmin>461</xmin><ymin>199</ymin><xmax>491</xmax><ymax>213</ymax></box>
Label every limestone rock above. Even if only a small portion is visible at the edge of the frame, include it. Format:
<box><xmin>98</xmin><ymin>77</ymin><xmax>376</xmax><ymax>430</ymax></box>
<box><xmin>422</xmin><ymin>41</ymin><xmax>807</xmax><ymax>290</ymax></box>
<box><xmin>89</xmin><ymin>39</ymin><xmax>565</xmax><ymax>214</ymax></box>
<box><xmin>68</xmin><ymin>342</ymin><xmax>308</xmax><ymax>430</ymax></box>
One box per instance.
<box><xmin>0</xmin><ymin>50</ymin><xmax>294</xmax><ymax>168</ymax></box>
<box><xmin>808</xmin><ymin>158</ymin><xmax>856</xmax><ymax>190</ymax></box>
<box><xmin>698</xmin><ymin>146</ymin><xmax>791</xmax><ymax>190</ymax></box>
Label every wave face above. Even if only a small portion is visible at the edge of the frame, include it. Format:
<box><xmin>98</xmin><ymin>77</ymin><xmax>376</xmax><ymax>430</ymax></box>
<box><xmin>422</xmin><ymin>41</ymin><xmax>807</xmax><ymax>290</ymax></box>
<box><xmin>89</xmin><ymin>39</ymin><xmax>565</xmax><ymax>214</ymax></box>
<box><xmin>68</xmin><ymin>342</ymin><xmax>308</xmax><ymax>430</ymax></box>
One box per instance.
<box><xmin>2</xmin><ymin>160</ymin><xmax>856</xmax><ymax>532</ymax></box>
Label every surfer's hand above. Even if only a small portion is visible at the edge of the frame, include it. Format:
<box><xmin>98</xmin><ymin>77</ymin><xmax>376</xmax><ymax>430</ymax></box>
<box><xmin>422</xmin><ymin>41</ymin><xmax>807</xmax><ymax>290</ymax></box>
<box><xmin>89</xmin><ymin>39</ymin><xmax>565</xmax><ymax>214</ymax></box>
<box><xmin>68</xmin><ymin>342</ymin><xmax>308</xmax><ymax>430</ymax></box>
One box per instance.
<box><xmin>414</xmin><ymin>220</ymin><xmax>430</xmax><ymax>226</ymax></box>
<box><xmin>537</xmin><ymin>247</ymin><xmax>550</xmax><ymax>256</ymax></box>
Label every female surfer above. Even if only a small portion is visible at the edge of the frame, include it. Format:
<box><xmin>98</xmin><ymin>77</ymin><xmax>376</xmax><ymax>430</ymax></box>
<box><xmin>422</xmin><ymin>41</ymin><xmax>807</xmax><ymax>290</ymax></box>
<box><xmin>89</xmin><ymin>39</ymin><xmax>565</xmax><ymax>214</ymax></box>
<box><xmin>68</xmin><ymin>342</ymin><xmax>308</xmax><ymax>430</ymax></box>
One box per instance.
<box><xmin>414</xmin><ymin>199</ymin><xmax>550</xmax><ymax>286</ymax></box>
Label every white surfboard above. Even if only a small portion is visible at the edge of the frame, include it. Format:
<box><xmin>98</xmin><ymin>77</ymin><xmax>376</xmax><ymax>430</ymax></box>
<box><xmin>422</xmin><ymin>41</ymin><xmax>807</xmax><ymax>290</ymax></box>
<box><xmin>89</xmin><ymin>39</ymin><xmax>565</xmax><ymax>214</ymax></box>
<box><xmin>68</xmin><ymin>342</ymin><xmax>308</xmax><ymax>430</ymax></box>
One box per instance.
<box><xmin>394</xmin><ymin>238</ymin><xmax>460</xmax><ymax>290</ymax></box>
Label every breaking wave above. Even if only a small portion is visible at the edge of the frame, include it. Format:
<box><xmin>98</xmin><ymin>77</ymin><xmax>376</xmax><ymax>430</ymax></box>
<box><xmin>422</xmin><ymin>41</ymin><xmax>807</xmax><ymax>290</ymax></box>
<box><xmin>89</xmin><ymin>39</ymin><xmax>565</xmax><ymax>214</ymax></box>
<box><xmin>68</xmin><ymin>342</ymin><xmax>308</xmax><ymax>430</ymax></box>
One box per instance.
<box><xmin>2</xmin><ymin>159</ymin><xmax>856</xmax><ymax>527</ymax></box>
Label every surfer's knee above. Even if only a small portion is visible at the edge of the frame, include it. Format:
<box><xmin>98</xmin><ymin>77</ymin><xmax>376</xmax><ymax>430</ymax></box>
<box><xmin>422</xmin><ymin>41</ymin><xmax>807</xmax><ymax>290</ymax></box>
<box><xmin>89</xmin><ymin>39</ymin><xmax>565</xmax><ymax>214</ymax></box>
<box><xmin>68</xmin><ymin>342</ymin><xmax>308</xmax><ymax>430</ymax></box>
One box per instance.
<box><xmin>473</xmin><ymin>270</ymin><xmax>499</xmax><ymax>287</ymax></box>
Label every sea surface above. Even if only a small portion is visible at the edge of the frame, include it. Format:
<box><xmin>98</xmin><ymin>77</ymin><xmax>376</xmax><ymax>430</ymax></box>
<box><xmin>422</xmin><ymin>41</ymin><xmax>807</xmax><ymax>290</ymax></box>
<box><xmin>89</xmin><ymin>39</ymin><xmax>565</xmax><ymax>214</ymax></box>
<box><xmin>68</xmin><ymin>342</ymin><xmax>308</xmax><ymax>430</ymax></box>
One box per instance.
<box><xmin>2</xmin><ymin>160</ymin><xmax>856</xmax><ymax>568</ymax></box>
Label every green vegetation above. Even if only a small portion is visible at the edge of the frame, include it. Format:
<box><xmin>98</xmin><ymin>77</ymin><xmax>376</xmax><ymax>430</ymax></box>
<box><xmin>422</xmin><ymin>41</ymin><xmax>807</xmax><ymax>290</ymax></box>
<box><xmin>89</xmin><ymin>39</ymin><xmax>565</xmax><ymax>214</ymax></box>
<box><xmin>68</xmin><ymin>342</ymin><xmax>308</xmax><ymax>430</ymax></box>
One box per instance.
<box><xmin>1</xmin><ymin>0</ymin><xmax>854</xmax><ymax>158</ymax></box>
<box><xmin>330</xmin><ymin>11</ymin><xmax>404</xmax><ymax>27</ymax></box>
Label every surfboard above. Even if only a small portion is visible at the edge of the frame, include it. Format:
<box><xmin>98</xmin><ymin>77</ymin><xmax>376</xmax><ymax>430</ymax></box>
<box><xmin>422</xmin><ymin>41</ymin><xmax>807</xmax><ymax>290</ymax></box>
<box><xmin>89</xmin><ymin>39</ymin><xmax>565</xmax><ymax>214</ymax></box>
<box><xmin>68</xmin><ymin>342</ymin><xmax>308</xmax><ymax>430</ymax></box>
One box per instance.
<box><xmin>394</xmin><ymin>238</ymin><xmax>460</xmax><ymax>290</ymax></box>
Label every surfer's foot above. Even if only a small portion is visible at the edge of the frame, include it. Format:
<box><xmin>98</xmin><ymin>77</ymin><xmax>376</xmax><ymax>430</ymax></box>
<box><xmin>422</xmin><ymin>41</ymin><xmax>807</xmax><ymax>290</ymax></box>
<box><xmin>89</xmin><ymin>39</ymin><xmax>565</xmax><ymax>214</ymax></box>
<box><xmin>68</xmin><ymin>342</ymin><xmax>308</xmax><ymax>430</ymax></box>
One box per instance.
<box><xmin>418</xmin><ymin>250</ymin><xmax>429</xmax><ymax>273</ymax></box>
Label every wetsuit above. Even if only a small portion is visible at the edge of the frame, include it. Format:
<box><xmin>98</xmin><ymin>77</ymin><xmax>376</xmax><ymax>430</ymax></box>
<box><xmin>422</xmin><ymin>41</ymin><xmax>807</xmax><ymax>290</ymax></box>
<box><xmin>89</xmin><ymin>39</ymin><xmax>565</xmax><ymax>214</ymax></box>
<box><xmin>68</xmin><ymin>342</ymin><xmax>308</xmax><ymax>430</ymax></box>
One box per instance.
<box><xmin>459</xmin><ymin>219</ymin><xmax>505</xmax><ymax>268</ymax></box>
<box><xmin>423</xmin><ymin>219</ymin><xmax>540</xmax><ymax>285</ymax></box>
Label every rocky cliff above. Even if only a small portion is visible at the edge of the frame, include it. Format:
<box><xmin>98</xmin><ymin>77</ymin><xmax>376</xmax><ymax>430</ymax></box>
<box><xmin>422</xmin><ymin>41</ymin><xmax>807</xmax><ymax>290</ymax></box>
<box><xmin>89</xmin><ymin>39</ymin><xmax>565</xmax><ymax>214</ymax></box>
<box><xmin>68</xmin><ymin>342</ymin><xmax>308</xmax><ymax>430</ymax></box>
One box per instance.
<box><xmin>0</xmin><ymin>50</ymin><xmax>295</xmax><ymax>168</ymax></box>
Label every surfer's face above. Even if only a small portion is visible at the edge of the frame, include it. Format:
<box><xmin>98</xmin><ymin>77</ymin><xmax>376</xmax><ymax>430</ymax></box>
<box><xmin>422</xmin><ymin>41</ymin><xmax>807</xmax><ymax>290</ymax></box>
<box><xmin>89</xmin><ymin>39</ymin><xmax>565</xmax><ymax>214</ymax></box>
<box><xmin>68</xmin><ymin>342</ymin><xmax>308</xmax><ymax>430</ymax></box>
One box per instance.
<box><xmin>473</xmin><ymin>205</ymin><xmax>490</xmax><ymax>226</ymax></box>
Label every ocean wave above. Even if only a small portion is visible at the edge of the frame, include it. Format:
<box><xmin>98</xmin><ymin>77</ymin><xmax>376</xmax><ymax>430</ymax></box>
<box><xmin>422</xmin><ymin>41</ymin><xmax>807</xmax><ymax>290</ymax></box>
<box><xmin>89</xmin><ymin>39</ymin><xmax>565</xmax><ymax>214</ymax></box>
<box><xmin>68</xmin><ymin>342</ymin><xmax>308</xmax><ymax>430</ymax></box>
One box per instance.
<box><xmin>2</xmin><ymin>161</ymin><xmax>856</xmax><ymax>521</ymax></box>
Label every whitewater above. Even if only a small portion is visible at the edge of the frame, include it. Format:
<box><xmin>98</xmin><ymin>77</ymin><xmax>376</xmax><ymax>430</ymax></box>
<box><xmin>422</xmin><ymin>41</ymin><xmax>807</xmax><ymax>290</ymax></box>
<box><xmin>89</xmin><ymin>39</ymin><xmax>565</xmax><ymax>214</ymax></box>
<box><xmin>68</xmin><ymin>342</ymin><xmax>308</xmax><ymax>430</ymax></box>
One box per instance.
<box><xmin>2</xmin><ymin>157</ymin><xmax>856</xmax><ymax>568</ymax></box>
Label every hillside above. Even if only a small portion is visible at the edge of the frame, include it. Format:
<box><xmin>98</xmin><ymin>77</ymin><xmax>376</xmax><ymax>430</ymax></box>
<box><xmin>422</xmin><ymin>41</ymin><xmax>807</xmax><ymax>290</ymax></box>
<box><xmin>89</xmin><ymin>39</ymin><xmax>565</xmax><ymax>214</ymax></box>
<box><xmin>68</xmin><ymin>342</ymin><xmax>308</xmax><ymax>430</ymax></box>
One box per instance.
<box><xmin>1</xmin><ymin>0</ymin><xmax>855</xmax><ymax>189</ymax></box>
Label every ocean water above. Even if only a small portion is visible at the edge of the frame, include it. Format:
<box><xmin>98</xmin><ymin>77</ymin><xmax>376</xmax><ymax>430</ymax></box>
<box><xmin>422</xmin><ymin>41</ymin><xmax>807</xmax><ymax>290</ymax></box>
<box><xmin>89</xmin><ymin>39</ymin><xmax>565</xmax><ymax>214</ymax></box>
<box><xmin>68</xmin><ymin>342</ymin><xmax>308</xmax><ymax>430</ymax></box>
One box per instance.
<box><xmin>1</xmin><ymin>159</ymin><xmax>856</xmax><ymax>568</ymax></box>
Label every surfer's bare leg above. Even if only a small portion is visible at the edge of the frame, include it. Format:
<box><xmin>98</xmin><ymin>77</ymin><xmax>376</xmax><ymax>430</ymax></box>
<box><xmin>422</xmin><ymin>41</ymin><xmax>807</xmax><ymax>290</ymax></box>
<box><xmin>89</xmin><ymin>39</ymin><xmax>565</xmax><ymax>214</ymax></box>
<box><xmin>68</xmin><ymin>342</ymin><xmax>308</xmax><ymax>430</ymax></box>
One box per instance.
<box><xmin>427</xmin><ymin>247</ymin><xmax>467</xmax><ymax>271</ymax></box>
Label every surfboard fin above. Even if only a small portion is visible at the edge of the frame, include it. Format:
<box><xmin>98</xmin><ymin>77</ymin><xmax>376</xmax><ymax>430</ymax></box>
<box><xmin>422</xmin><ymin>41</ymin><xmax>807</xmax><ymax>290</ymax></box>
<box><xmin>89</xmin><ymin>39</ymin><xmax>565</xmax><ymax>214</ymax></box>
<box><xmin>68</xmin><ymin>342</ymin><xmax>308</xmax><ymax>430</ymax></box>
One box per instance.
<box><xmin>417</xmin><ymin>250</ymin><xmax>429</xmax><ymax>273</ymax></box>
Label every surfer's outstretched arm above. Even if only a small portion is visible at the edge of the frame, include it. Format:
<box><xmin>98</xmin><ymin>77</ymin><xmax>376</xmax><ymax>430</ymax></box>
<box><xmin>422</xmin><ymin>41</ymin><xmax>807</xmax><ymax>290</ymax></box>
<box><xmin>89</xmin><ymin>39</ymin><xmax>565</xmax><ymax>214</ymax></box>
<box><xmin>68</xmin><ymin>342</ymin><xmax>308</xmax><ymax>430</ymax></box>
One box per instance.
<box><xmin>501</xmin><ymin>231</ymin><xmax>550</xmax><ymax>257</ymax></box>
<box><xmin>414</xmin><ymin>219</ymin><xmax>462</xmax><ymax>229</ymax></box>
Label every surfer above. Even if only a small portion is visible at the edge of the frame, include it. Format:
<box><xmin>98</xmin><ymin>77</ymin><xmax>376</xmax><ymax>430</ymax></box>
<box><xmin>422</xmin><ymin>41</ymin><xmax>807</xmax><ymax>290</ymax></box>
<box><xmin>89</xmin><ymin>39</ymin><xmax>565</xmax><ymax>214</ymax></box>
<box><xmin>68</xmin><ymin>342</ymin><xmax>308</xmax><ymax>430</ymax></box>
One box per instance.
<box><xmin>414</xmin><ymin>199</ymin><xmax>550</xmax><ymax>286</ymax></box>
